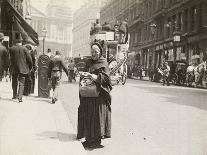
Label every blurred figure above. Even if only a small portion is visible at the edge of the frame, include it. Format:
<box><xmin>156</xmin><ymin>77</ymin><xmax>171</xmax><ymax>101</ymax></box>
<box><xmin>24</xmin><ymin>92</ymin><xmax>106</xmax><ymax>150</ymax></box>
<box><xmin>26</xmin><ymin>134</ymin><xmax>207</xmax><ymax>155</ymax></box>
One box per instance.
<box><xmin>148</xmin><ymin>64</ymin><xmax>154</xmax><ymax>81</ymax></box>
<box><xmin>68</xmin><ymin>59</ymin><xmax>76</xmax><ymax>82</ymax></box>
<box><xmin>48</xmin><ymin>51</ymin><xmax>68</xmax><ymax>104</ymax></box>
<box><xmin>9</xmin><ymin>33</ymin><xmax>33</xmax><ymax>102</ymax></box>
<box><xmin>0</xmin><ymin>33</ymin><xmax>9</xmax><ymax>83</ymax></box>
<box><xmin>46</xmin><ymin>48</ymin><xmax>53</xmax><ymax>58</ymax></box>
<box><xmin>161</xmin><ymin>61</ymin><xmax>170</xmax><ymax>86</ymax></box>
<box><xmin>23</xmin><ymin>44</ymin><xmax>36</xmax><ymax>95</ymax></box>
<box><xmin>139</xmin><ymin>66</ymin><xmax>143</xmax><ymax>80</ymax></box>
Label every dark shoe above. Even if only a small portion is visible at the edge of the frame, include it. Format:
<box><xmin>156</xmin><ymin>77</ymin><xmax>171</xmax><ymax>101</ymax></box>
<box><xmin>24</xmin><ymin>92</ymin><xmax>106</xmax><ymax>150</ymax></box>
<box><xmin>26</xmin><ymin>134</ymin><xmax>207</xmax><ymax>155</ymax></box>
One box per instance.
<box><xmin>12</xmin><ymin>97</ymin><xmax>17</xmax><ymax>100</ymax></box>
<box><xmin>18</xmin><ymin>98</ymin><xmax>23</xmax><ymax>102</ymax></box>
<box><xmin>82</xmin><ymin>141</ymin><xmax>90</xmax><ymax>148</ymax></box>
<box><xmin>51</xmin><ymin>98</ymin><xmax>57</xmax><ymax>104</ymax></box>
<box><xmin>51</xmin><ymin>98</ymin><xmax>55</xmax><ymax>104</ymax></box>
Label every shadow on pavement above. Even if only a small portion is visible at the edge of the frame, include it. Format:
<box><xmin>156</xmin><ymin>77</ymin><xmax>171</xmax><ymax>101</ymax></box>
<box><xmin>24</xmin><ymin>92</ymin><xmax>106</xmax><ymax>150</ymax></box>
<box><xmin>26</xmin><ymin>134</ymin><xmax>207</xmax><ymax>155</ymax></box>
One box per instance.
<box><xmin>36</xmin><ymin>131</ymin><xmax>77</xmax><ymax>142</ymax></box>
<box><xmin>0</xmin><ymin>97</ymin><xmax>15</xmax><ymax>102</ymax></box>
<box><xmin>27</xmin><ymin>96</ymin><xmax>51</xmax><ymax>104</ymax></box>
<box><xmin>133</xmin><ymin>85</ymin><xmax>207</xmax><ymax>111</ymax></box>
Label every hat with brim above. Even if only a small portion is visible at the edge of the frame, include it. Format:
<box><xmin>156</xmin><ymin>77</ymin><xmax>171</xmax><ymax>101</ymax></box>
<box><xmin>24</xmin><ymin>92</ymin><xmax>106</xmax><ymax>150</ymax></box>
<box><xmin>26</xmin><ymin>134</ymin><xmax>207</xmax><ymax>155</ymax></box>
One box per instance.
<box><xmin>91</xmin><ymin>42</ymin><xmax>103</xmax><ymax>55</ymax></box>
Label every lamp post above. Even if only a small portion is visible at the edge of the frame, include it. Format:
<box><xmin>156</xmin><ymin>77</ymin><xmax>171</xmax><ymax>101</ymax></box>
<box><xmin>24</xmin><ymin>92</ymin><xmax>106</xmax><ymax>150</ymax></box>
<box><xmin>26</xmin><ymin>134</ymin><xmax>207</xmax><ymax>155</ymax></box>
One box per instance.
<box><xmin>173</xmin><ymin>31</ymin><xmax>181</xmax><ymax>61</ymax></box>
<box><xmin>42</xmin><ymin>27</ymin><xmax>47</xmax><ymax>55</ymax></box>
<box><xmin>150</xmin><ymin>23</ymin><xmax>157</xmax><ymax>81</ymax></box>
<box><xmin>150</xmin><ymin>23</ymin><xmax>157</xmax><ymax>65</ymax></box>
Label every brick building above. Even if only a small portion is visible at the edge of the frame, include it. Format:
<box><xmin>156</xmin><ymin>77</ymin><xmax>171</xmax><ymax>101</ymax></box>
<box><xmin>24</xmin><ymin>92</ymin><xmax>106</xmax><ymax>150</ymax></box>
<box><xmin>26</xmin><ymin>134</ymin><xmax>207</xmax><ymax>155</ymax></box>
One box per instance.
<box><xmin>100</xmin><ymin>0</ymin><xmax>207</xmax><ymax>76</ymax></box>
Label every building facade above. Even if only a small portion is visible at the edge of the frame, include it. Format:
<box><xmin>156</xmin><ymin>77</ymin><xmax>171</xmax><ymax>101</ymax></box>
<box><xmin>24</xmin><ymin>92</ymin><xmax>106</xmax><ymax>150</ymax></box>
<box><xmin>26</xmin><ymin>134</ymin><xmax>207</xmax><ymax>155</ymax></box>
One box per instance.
<box><xmin>31</xmin><ymin>0</ymin><xmax>72</xmax><ymax>58</ymax></box>
<box><xmin>0</xmin><ymin>0</ymin><xmax>38</xmax><ymax>47</ymax></box>
<box><xmin>72</xmin><ymin>0</ymin><xmax>106</xmax><ymax>57</ymax></box>
<box><xmin>100</xmin><ymin>0</ymin><xmax>207</xmax><ymax>76</ymax></box>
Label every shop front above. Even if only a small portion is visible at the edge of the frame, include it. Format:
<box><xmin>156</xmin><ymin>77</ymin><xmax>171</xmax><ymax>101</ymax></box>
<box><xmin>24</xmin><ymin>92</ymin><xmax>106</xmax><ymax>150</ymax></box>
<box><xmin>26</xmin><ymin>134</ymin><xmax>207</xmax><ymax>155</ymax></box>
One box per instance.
<box><xmin>1</xmin><ymin>0</ymin><xmax>39</xmax><ymax>47</ymax></box>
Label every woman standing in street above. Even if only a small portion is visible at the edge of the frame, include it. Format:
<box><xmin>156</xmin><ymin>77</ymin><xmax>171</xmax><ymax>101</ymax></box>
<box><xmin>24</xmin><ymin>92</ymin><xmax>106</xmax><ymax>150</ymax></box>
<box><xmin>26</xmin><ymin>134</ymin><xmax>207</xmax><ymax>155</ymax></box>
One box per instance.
<box><xmin>77</xmin><ymin>42</ymin><xmax>112</xmax><ymax>148</ymax></box>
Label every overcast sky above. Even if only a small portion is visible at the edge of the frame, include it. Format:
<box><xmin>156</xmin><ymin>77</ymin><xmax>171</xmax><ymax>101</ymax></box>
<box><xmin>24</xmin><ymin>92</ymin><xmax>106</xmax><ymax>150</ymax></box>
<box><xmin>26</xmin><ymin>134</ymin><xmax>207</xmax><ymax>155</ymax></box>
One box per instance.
<box><xmin>31</xmin><ymin>0</ymin><xmax>86</xmax><ymax>12</ymax></box>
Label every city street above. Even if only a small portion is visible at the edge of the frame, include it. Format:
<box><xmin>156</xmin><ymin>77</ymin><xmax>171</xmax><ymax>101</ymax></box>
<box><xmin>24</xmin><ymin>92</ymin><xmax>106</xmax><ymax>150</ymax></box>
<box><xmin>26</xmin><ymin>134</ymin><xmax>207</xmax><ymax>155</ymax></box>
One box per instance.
<box><xmin>59</xmin><ymin>76</ymin><xmax>207</xmax><ymax>155</ymax></box>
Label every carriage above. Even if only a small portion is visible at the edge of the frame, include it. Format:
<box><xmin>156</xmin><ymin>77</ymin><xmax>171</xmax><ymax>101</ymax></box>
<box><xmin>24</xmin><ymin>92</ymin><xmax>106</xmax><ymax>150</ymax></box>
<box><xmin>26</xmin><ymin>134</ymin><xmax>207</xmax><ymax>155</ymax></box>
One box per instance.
<box><xmin>90</xmin><ymin>20</ymin><xmax>129</xmax><ymax>85</ymax></box>
<box><xmin>170</xmin><ymin>61</ymin><xmax>187</xmax><ymax>85</ymax></box>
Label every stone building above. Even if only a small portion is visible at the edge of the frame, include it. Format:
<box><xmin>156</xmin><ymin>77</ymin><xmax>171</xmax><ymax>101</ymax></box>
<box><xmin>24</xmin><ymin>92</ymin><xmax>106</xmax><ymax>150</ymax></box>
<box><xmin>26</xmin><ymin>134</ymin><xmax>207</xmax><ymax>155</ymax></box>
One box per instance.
<box><xmin>72</xmin><ymin>0</ymin><xmax>107</xmax><ymax>57</ymax></box>
<box><xmin>31</xmin><ymin>0</ymin><xmax>72</xmax><ymax>57</ymax></box>
<box><xmin>0</xmin><ymin>0</ymin><xmax>38</xmax><ymax>47</ymax></box>
<box><xmin>100</xmin><ymin>0</ymin><xmax>207</xmax><ymax>76</ymax></box>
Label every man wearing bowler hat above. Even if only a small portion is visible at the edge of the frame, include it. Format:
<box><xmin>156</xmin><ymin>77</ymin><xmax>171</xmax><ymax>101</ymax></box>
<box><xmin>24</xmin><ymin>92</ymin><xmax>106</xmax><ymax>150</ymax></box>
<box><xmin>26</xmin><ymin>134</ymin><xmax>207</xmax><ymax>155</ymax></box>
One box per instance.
<box><xmin>9</xmin><ymin>33</ymin><xmax>33</xmax><ymax>102</ymax></box>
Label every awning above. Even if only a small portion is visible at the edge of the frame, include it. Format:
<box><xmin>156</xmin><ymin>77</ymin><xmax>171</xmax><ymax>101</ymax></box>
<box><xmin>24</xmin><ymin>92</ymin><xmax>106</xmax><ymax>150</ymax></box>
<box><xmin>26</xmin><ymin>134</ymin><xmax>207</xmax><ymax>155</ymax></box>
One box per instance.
<box><xmin>5</xmin><ymin>0</ymin><xmax>39</xmax><ymax>45</ymax></box>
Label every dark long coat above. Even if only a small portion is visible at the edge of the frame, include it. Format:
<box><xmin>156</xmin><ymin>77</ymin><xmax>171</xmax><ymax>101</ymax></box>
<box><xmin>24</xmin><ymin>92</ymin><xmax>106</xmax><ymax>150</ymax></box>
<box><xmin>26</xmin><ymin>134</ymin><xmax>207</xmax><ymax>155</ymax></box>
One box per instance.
<box><xmin>9</xmin><ymin>45</ymin><xmax>33</xmax><ymax>75</ymax></box>
<box><xmin>0</xmin><ymin>44</ymin><xmax>9</xmax><ymax>77</ymax></box>
<box><xmin>77</xmin><ymin>57</ymin><xmax>112</xmax><ymax>140</ymax></box>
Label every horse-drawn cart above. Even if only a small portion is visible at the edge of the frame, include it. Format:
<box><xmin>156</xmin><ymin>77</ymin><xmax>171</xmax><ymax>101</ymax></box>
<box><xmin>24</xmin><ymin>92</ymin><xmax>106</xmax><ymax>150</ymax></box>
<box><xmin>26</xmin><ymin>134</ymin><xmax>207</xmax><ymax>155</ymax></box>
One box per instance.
<box><xmin>90</xmin><ymin>20</ymin><xmax>129</xmax><ymax>85</ymax></box>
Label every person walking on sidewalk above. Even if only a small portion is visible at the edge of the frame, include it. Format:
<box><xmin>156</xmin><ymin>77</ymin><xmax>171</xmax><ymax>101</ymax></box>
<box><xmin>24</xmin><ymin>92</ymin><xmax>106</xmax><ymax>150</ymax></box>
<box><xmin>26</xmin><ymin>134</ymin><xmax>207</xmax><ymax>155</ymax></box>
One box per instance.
<box><xmin>23</xmin><ymin>44</ymin><xmax>37</xmax><ymax>95</ymax></box>
<box><xmin>0</xmin><ymin>33</ymin><xmax>9</xmax><ymax>82</ymax></box>
<box><xmin>46</xmin><ymin>48</ymin><xmax>54</xmax><ymax>59</ymax></box>
<box><xmin>48</xmin><ymin>51</ymin><xmax>68</xmax><ymax>104</ymax></box>
<box><xmin>77</xmin><ymin>42</ymin><xmax>112</xmax><ymax>148</ymax></box>
<box><xmin>161</xmin><ymin>61</ymin><xmax>171</xmax><ymax>86</ymax></box>
<box><xmin>9</xmin><ymin>33</ymin><xmax>33</xmax><ymax>102</ymax></box>
<box><xmin>68</xmin><ymin>60</ymin><xmax>76</xmax><ymax>82</ymax></box>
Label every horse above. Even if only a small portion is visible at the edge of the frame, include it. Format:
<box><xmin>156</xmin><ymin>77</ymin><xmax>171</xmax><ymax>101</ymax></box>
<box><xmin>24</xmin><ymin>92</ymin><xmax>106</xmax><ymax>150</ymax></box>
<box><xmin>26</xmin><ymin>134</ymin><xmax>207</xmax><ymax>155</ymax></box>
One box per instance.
<box><xmin>186</xmin><ymin>61</ymin><xmax>206</xmax><ymax>87</ymax></box>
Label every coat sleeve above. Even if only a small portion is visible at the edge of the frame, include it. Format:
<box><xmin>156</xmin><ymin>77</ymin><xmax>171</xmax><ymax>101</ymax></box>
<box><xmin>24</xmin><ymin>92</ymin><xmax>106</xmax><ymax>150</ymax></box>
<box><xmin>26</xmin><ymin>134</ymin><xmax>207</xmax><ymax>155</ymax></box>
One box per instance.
<box><xmin>61</xmin><ymin>59</ymin><xmax>69</xmax><ymax>76</ymax></box>
<box><xmin>31</xmin><ymin>50</ymin><xmax>36</xmax><ymax>71</ymax></box>
<box><xmin>3</xmin><ymin>48</ymin><xmax>10</xmax><ymax>71</ymax></box>
<box><xmin>25</xmin><ymin>49</ymin><xmax>33</xmax><ymax>70</ymax></box>
<box><xmin>48</xmin><ymin>60</ymin><xmax>53</xmax><ymax>78</ymax></box>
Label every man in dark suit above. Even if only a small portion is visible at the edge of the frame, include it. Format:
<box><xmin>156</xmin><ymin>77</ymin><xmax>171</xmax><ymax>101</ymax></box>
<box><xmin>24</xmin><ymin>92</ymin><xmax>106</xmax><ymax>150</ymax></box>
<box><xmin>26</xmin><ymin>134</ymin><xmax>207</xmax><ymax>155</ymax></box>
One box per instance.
<box><xmin>23</xmin><ymin>44</ymin><xmax>36</xmax><ymax>95</ymax></box>
<box><xmin>9</xmin><ymin>33</ymin><xmax>33</xmax><ymax>102</ymax></box>
<box><xmin>0</xmin><ymin>33</ymin><xmax>9</xmax><ymax>82</ymax></box>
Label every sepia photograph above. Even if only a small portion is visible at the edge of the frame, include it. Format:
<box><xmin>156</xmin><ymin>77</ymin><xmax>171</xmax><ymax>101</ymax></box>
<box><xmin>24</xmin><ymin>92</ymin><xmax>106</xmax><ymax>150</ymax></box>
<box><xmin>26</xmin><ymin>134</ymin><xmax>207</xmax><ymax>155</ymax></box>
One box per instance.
<box><xmin>0</xmin><ymin>0</ymin><xmax>207</xmax><ymax>154</ymax></box>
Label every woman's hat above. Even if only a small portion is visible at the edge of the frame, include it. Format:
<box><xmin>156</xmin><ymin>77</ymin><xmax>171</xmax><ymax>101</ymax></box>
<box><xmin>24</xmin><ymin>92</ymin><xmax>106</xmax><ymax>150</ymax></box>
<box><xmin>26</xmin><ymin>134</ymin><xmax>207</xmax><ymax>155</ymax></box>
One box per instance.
<box><xmin>0</xmin><ymin>33</ymin><xmax>4</xmax><ymax>40</ymax></box>
<box><xmin>91</xmin><ymin>42</ymin><xmax>103</xmax><ymax>54</ymax></box>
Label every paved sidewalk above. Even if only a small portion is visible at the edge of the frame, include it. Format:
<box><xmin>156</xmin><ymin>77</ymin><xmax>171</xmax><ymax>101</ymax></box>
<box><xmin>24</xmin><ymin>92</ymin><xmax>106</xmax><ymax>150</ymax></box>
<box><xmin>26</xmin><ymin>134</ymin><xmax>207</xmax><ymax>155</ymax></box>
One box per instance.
<box><xmin>0</xmin><ymin>81</ymin><xmax>86</xmax><ymax>155</ymax></box>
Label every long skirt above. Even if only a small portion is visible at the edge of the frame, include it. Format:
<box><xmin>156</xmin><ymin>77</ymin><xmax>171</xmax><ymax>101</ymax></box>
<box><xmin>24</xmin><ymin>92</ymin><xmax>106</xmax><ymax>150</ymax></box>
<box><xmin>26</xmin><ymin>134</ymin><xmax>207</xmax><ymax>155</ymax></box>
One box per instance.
<box><xmin>77</xmin><ymin>95</ymin><xmax>111</xmax><ymax>140</ymax></box>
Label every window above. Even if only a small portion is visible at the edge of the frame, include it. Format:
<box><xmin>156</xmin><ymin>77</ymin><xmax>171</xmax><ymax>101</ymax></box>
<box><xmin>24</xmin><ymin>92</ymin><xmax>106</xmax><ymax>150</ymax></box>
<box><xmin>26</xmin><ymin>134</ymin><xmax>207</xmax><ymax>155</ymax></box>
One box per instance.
<box><xmin>183</xmin><ymin>9</ymin><xmax>188</xmax><ymax>32</ymax></box>
<box><xmin>191</xmin><ymin>7</ymin><xmax>197</xmax><ymax>31</ymax></box>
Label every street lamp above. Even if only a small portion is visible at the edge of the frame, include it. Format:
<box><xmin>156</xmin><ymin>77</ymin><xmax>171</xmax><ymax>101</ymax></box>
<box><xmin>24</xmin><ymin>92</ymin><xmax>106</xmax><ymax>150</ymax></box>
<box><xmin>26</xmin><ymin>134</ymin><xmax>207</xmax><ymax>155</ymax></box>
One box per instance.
<box><xmin>173</xmin><ymin>31</ymin><xmax>182</xmax><ymax>61</ymax></box>
<box><xmin>42</xmin><ymin>27</ymin><xmax>47</xmax><ymax>55</ymax></box>
<box><xmin>150</xmin><ymin>23</ymin><xmax>157</xmax><ymax>81</ymax></box>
